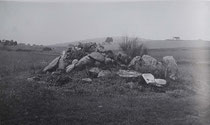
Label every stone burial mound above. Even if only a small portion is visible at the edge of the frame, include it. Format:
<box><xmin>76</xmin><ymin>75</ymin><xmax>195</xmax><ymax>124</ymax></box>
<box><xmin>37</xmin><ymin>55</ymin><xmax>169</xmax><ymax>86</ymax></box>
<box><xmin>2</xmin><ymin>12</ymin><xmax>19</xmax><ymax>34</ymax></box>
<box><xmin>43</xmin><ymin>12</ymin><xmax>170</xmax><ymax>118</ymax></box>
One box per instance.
<box><xmin>28</xmin><ymin>42</ymin><xmax>179</xmax><ymax>93</ymax></box>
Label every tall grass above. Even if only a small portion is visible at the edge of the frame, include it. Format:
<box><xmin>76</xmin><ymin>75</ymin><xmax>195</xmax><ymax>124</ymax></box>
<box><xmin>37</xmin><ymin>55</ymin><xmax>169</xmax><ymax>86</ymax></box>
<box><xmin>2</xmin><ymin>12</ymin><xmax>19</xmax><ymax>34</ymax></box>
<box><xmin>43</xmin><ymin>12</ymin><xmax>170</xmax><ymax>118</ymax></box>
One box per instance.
<box><xmin>119</xmin><ymin>36</ymin><xmax>148</xmax><ymax>58</ymax></box>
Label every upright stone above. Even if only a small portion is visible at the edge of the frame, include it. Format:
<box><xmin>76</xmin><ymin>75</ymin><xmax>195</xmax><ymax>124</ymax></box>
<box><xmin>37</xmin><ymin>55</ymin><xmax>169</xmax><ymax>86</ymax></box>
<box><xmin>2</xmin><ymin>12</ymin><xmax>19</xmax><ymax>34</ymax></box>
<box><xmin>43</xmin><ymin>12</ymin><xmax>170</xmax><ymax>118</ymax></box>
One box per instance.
<box><xmin>58</xmin><ymin>51</ymin><xmax>67</xmax><ymax>70</ymax></box>
<box><xmin>163</xmin><ymin>56</ymin><xmax>178</xmax><ymax>80</ymax></box>
<box><xmin>43</xmin><ymin>56</ymin><xmax>61</xmax><ymax>72</ymax></box>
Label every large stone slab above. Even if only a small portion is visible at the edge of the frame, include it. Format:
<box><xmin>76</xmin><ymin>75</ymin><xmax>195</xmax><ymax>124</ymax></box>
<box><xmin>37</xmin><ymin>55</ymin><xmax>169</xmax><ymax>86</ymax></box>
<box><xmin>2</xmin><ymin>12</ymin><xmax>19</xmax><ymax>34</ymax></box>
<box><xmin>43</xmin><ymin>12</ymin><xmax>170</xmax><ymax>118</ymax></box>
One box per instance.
<box><xmin>117</xmin><ymin>70</ymin><xmax>141</xmax><ymax>78</ymax></box>
<box><xmin>43</xmin><ymin>56</ymin><xmax>61</xmax><ymax>72</ymax></box>
<box><xmin>88</xmin><ymin>52</ymin><xmax>105</xmax><ymax>63</ymax></box>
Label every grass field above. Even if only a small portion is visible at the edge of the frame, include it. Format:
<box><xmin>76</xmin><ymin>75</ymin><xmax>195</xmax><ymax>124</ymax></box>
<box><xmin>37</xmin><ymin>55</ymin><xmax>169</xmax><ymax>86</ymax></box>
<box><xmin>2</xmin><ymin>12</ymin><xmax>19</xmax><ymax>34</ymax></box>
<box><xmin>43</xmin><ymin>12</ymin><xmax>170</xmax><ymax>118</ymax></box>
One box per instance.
<box><xmin>0</xmin><ymin>48</ymin><xmax>210</xmax><ymax>125</ymax></box>
<box><xmin>0</xmin><ymin>50</ymin><xmax>59</xmax><ymax>77</ymax></box>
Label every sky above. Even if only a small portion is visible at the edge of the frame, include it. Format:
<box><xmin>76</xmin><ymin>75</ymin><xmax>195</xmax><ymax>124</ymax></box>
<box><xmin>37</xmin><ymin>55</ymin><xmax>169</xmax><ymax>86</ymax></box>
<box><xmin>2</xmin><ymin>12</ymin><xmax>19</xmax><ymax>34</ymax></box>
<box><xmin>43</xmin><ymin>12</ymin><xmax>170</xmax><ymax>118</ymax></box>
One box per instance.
<box><xmin>0</xmin><ymin>0</ymin><xmax>210</xmax><ymax>45</ymax></box>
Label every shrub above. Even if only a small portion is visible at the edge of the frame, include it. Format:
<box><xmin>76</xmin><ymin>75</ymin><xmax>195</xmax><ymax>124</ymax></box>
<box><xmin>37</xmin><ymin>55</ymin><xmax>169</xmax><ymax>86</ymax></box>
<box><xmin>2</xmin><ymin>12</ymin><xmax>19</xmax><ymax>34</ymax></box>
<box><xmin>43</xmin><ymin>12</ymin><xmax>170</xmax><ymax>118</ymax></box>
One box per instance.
<box><xmin>104</xmin><ymin>37</ymin><xmax>113</xmax><ymax>44</ymax></box>
<box><xmin>119</xmin><ymin>36</ymin><xmax>148</xmax><ymax>58</ymax></box>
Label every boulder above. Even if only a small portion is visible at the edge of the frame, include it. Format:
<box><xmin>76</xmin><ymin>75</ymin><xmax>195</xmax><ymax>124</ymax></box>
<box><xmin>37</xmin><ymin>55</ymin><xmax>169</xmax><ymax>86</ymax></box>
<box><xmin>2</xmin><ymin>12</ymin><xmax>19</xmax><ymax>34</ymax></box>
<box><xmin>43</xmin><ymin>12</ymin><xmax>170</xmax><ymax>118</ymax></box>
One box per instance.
<box><xmin>117</xmin><ymin>70</ymin><xmax>141</xmax><ymax>78</ymax></box>
<box><xmin>153</xmin><ymin>61</ymin><xmax>165</xmax><ymax>78</ymax></box>
<box><xmin>43</xmin><ymin>56</ymin><xmax>61</xmax><ymax>72</ymax></box>
<box><xmin>98</xmin><ymin>70</ymin><xmax>112</xmax><ymax>77</ymax></box>
<box><xmin>141</xmin><ymin>55</ymin><xmax>165</xmax><ymax>78</ymax></box>
<box><xmin>88</xmin><ymin>52</ymin><xmax>105</xmax><ymax>63</ymax></box>
<box><xmin>163</xmin><ymin>56</ymin><xmax>178</xmax><ymax>80</ymax></box>
<box><xmin>128</xmin><ymin>55</ymin><xmax>165</xmax><ymax>78</ymax></box>
<box><xmin>88</xmin><ymin>67</ymin><xmax>101</xmax><ymax>78</ymax></box>
<box><xmin>128</xmin><ymin>56</ymin><xmax>142</xmax><ymax>69</ymax></box>
<box><xmin>142</xmin><ymin>55</ymin><xmax>157</xmax><ymax>68</ymax></box>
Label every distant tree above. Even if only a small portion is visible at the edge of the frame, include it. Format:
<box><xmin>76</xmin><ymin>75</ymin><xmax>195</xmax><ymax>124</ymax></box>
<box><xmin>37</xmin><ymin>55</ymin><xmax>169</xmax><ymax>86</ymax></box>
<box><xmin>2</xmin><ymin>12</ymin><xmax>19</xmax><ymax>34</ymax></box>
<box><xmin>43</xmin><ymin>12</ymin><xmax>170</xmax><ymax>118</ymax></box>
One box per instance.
<box><xmin>104</xmin><ymin>37</ymin><xmax>113</xmax><ymax>44</ymax></box>
<box><xmin>14</xmin><ymin>41</ymin><xmax>17</xmax><ymax>46</ymax></box>
<box><xmin>4</xmin><ymin>40</ymin><xmax>10</xmax><ymax>45</ymax></box>
<box><xmin>173</xmin><ymin>37</ymin><xmax>180</xmax><ymax>40</ymax></box>
<box><xmin>42</xmin><ymin>47</ymin><xmax>52</xmax><ymax>51</ymax></box>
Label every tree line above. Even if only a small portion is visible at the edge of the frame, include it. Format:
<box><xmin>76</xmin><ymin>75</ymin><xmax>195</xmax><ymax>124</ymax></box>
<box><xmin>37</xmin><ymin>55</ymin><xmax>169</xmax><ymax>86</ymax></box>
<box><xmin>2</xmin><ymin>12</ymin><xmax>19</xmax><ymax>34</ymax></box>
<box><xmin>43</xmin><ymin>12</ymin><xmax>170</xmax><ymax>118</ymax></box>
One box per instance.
<box><xmin>0</xmin><ymin>40</ymin><xmax>18</xmax><ymax>46</ymax></box>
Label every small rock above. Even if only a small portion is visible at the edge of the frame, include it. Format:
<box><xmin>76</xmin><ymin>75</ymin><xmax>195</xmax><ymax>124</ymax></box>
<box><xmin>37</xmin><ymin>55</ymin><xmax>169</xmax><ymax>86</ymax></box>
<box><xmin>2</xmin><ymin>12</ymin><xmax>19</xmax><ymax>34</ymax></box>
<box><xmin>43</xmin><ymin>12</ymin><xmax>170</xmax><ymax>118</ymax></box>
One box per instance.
<box><xmin>37</xmin><ymin>81</ymin><xmax>47</xmax><ymax>84</ymax></box>
<box><xmin>72</xmin><ymin>59</ymin><xmax>79</xmax><ymax>65</ymax></box>
<box><xmin>66</xmin><ymin>64</ymin><xmax>76</xmax><ymax>73</ymax></box>
<box><xmin>52</xmin><ymin>70</ymin><xmax>62</xmax><ymax>75</ymax></box>
<box><xmin>127</xmin><ymin>82</ymin><xmax>135</xmax><ymax>89</ymax></box>
<box><xmin>154</xmin><ymin>79</ymin><xmax>167</xmax><ymax>87</ymax></box>
<box><xmin>98</xmin><ymin>105</ymin><xmax>103</xmax><ymax>108</ymax></box>
<box><xmin>82</xmin><ymin>78</ymin><xmax>92</xmax><ymax>82</ymax></box>
<box><xmin>27</xmin><ymin>76</ymin><xmax>40</xmax><ymax>82</ymax></box>
<box><xmin>66</xmin><ymin>59</ymin><xmax>79</xmax><ymax>73</ymax></box>
<box><xmin>98</xmin><ymin>70</ymin><xmax>112</xmax><ymax>77</ymax></box>
<box><xmin>27</xmin><ymin>78</ymin><xmax>34</xmax><ymax>82</ymax></box>
<box><xmin>88</xmin><ymin>67</ymin><xmax>101</xmax><ymax>78</ymax></box>
<box><xmin>142</xmin><ymin>73</ymin><xmax>155</xmax><ymax>84</ymax></box>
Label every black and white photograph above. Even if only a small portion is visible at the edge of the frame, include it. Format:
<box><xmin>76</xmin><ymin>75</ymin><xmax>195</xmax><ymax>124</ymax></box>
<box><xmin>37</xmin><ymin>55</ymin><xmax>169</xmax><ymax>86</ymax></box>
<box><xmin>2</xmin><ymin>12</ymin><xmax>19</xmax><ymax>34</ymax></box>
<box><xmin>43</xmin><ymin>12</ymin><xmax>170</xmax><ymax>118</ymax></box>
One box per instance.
<box><xmin>0</xmin><ymin>0</ymin><xmax>210</xmax><ymax>124</ymax></box>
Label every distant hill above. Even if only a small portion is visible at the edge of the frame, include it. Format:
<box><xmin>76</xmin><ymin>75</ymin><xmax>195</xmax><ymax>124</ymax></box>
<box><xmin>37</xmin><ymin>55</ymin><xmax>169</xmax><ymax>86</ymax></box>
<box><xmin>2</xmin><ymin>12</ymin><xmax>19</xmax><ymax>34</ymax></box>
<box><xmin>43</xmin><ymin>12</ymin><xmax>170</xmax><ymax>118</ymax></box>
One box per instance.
<box><xmin>50</xmin><ymin>36</ymin><xmax>210</xmax><ymax>50</ymax></box>
<box><xmin>144</xmin><ymin>40</ymin><xmax>210</xmax><ymax>49</ymax></box>
<box><xmin>50</xmin><ymin>36</ymin><xmax>149</xmax><ymax>50</ymax></box>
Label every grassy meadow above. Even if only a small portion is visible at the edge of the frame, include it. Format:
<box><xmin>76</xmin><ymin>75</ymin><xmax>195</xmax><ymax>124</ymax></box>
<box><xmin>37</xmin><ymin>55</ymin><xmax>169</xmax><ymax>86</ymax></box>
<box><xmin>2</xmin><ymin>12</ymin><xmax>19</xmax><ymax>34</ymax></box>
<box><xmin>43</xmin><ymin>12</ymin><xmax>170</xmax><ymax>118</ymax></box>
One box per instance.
<box><xmin>0</xmin><ymin>48</ymin><xmax>210</xmax><ymax>125</ymax></box>
<box><xmin>0</xmin><ymin>51</ymin><xmax>59</xmax><ymax>77</ymax></box>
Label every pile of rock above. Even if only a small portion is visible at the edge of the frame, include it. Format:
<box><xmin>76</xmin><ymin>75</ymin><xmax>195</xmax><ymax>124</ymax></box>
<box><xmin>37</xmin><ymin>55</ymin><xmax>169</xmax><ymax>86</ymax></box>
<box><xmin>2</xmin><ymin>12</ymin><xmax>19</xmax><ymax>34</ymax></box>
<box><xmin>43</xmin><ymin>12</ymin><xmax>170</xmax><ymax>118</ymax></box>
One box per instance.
<box><xmin>40</xmin><ymin>42</ymin><xmax>178</xmax><ymax>87</ymax></box>
<box><xmin>43</xmin><ymin>43</ymin><xmax>116</xmax><ymax>73</ymax></box>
